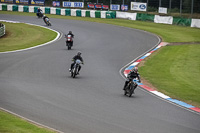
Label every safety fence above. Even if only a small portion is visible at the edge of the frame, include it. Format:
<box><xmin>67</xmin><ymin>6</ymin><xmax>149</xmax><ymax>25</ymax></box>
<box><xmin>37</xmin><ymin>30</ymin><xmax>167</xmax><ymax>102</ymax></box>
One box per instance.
<box><xmin>0</xmin><ymin>3</ymin><xmax>200</xmax><ymax>28</ymax></box>
<box><xmin>0</xmin><ymin>23</ymin><xmax>5</xmax><ymax>37</ymax></box>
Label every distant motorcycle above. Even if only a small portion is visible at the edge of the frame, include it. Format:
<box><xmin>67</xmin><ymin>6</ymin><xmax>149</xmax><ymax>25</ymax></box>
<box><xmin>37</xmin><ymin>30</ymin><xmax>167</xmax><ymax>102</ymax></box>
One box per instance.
<box><xmin>65</xmin><ymin>34</ymin><xmax>73</xmax><ymax>50</ymax></box>
<box><xmin>70</xmin><ymin>59</ymin><xmax>83</xmax><ymax>78</ymax></box>
<box><xmin>36</xmin><ymin>11</ymin><xmax>43</xmax><ymax>18</ymax></box>
<box><xmin>124</xmin><ymin>78</ymin><xmax>138</xmax><ymax>97</ymax></box>
<box><xmin>44</xmin><ymin>17</ymin><xmax>51</xmax><ymax>26</ymax></box>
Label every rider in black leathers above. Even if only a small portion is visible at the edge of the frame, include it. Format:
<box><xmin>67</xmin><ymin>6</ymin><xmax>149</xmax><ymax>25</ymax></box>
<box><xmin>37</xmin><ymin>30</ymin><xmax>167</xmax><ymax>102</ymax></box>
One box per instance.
<box><xmin>37</xmin><ymin>8</ymin><xmax>43</xmax><ymax>17</ymax></box>
<box><xmin>69</xmin><ymin>52</ymin><xmax>84</xmax><ymax>74</ymax></box>
<box><xmin>123</xmin><ymin>67</ymin><xmax>141</xmax><ymax>92</ymax></box>
<box><xmin>65</xmin><ymin>31</ymin><xmax>74</xmax><ymax>46</ymax></box>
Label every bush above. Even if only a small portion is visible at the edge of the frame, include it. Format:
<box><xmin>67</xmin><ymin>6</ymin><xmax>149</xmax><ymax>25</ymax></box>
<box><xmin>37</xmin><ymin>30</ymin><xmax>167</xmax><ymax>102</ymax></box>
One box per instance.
<box><xmin>147</xmin><ymin>6</ymin><xmax>157</xmax><ymax>12</ymax></box>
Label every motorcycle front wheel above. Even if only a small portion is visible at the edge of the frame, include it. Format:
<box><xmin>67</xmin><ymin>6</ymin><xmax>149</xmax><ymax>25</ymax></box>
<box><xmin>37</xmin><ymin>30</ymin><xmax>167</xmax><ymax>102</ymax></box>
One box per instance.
<box><xmin>70</xmin><ymin>70</ymin><xmax>73</xmax><ymax>77</ymax></box>
<box><xmin>124</xmin><ymin>83</ymin><xmax>133</xmax><ymax>97</ymax></box>
<box><xmin>124</xmin><ymin>90</ymin><xmax>127</xmax><ymax>96</ymax></box>
<box><xmin>128</xmin><ymin>85</ymin><xmax>134</xmax><ymax>97</ymax></box>
<box><xmin>67</xmin><ymin>43</ymin><xmax>71</xmax><ymax>50</ymax></box>
<box><xmin>72</xmin><ymin>67</ymin><xmax>77</xmax><ymax>78</ymax></box>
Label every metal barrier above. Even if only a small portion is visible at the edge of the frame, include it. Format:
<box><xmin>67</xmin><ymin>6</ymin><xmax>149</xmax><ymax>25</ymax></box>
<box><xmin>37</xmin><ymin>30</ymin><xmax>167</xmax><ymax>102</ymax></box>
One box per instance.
<box><xmin>0</xmin><ymin>23</ymin><xmax>5</xmax><ymax>37</ymax></box>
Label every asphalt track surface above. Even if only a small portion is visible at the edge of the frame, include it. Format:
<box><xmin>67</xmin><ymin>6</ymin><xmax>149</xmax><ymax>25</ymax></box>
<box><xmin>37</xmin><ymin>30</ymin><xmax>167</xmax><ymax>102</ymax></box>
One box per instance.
<box><xmin>0</xmin><ymin>14</ymin><xmax>200</xmax><ymax>133</ymax></box>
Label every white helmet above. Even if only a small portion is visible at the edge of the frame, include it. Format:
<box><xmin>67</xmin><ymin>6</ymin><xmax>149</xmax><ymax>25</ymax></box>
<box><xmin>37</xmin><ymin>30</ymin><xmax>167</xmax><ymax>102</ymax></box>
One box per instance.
<box><xmin>132</xmin><ymin>67</ymin><xmax>138</xmax><ymax>73</ymax></box>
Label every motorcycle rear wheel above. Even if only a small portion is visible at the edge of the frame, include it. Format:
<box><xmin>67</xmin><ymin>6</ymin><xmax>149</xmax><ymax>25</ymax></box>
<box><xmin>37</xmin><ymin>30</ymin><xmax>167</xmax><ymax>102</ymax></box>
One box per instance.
<box><xmin>128</xmin><ymin>85</ymin><xmax>133</xmax><ymax>97</ymax></box>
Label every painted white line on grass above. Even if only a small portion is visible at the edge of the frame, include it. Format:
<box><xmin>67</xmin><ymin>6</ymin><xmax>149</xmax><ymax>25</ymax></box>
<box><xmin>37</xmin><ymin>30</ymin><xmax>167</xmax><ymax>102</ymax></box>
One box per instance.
<box><xmin>0</xmin><ymin>20</ymin><xmax>61</xmax><ymax>54</ymax></box>
<box><xmin>0</xmin><ymin>107</ymin><xmax>64</xmax><ymax>133</ymax></box>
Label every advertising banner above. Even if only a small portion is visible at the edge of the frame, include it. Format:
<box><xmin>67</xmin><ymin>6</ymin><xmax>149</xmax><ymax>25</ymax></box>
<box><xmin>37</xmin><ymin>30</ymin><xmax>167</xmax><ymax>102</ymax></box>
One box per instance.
<box><xmin>159</xmin><ymin>7</ymin><xmax>167</xmax><ymax>14</ymax></box>
<box><xmin>88</xmin><ymin>3</ymin><xmax>94</xmax><ymax>9</ymax></box>
<box><xmin>74</xmin><ymin>2</ymin><xmax>83</xmax><ymax>8</ymax></box>
<box><xmin>30</xmin><ymin>0</ymin><xmax>45</xmax><ymax>6</ymax></box>
<box><xmin>52</xmin><ymin>1</ymin><xmax>60</xmax><ymax>7</ymax></box>
<box><xmin>95</xmin><ymin>4</ymin><xmax>102</xmax><ymax>9</ymax></box>
<box><xmin>1</xmin><ymin>0</ymin><xmax>14</xmax><ymax>4</ymax></box>
<box><xmin>131</xmin><ymin>2</ymin><xmax>147</xmax><ymax>11</ymax></box>
<box><xmin>102</xmin><ymin>5</ymin><xmax>109</xmax><ymax>10</ymax></box>
<box><xmin>63</xmin><ymin>2</ymin><xmax>84</xmax><ymax>8</ymax></box>
<box><xmin>110</xmin><ymin>4</ymin><xmax>120</xmax><ymax>11</ymax></box>
<box><xmin>16</xmin><ymin>0</ymin><xmax>29</xmax><ymax>5</ymax></box>
<box><xmin>63</xmin><ymin>2</ymin><xmax>71</xmax><ymax>7</ymax></box>
<box><xmin>121</xmin><ymin>5</ymin><xmax>128</xmax><ymax>11</ymax></box>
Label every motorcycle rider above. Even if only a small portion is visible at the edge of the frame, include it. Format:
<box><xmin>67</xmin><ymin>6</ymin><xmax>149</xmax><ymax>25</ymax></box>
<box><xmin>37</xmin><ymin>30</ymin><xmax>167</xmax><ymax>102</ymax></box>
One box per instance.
<box><xmin>37</xmin><ymin>8</ymin><xmax>43</xmax><ymax>17</ymax></box>
<box><xmin>69</xmin><ymin>51</ymin><xmax>84</xmax><ymax>74</ymax></box>
<box><xmin>43</xmin><ymin>15</ymin><xmax>49</xmax><ymax>25</ymax></box>
<box><xmin>123</xmin><ymin>67</ymin><xmax>141</xmax><ymax>92</ymax></box>
<box><xmin>65</xmin><ymin>31</ymin><xmax>74</xmax><ymax>46</ymax></box>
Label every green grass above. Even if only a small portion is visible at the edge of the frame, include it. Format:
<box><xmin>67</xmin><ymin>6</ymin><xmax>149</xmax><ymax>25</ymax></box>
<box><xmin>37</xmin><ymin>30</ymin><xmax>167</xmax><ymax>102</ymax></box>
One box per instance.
<box><xmin>139</xmin><ymin>44</ymin><xmax>200</xmax><ymax>107</ymax></box>
<box><xmin>1</xmin><ymin>11</ymin><xmax>200</xmax><ymax>43</ymax></box>
<box><xmin>0</xmin><ymin>110</ymin><xmax>56</xmax><ymax>133</ymax></box>
<box><xmin>0</xmin><ymin>22</ymin><xmax>57</xmax><ymax>52</ymax></box>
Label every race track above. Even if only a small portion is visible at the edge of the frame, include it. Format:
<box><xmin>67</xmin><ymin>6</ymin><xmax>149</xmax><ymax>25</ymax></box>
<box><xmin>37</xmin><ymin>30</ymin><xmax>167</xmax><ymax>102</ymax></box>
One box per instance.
<box><xmin>0</xmin><ymin>14</ymin><xmax>200</xmax><ymax>133</ymax></box>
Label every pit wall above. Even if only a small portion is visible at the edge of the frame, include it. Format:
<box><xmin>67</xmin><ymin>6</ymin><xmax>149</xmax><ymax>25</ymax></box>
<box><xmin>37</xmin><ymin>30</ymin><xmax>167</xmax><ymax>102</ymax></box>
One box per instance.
<box><xmin>0</xmin><ymin>3</ymin><xmax>200</xmax><ymax>28</ymax></box>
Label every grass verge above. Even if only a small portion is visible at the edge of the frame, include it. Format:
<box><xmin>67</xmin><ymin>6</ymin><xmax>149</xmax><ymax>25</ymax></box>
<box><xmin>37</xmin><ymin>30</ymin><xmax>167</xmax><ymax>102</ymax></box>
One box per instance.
<box><xmin>0</xmin><ymin>109</ymin><xmax>56</xmax><ymax>133</ymax></box>
<box><xmin>0</xmin><ymin>21</ymin><xmax>57</xmax><ymax>52</ymax></box>
<box><xmin>139</xmin><ymin>44</ymin><xmax>200</xmax><ymax>107</ymax></box>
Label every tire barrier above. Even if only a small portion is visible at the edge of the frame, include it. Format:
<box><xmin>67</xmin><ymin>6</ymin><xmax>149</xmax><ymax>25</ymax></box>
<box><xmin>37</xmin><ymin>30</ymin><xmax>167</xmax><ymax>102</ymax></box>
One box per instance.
<box><xmin>0</xmin><ymin>23</ymin><xmax>5</xmax><ymax>37</ymax></box>
<box><xmin>1</xmin><ymin>3</ymin><xmax>200</xmax><ymax>28</ymax></box>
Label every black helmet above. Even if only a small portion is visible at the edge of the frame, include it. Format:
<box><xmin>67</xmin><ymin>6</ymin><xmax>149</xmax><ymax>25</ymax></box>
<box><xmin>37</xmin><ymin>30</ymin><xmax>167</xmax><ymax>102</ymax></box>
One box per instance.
<box><xmin>69</xmin><ymin>31</ymin><xmax>72</xmax><ymax>34</ymax></box>
<box><xmin>77</xmin><ymin>51</ymin><xmax>81</xmax><ymax>56</ymax></box>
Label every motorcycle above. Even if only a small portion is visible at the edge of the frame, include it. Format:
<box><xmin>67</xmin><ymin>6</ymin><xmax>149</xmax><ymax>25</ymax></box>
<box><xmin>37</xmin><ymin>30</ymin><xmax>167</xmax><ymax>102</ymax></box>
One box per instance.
<box><xmin>70</xmin><ymin>59</ymin><xmax>83</xmax><ymax>78</ymax></box>
<box><xmin>44</xmin><ymin>17</ymin><xmax>51</xmax><ymax>26</ymax></box>
<box><xmin>124</xmin><ymin>78</ymin><xmax>138</xmax><ymax>97</ymax></box>
<box><xmin>65</xmin><ymin>34</ymin><xmax>73</xmax><ymax>50</ymax></box>
<box><xmin>36</xmin><ymin>11</ymin><xmax>43</xmax><ymax>18</ymax></box>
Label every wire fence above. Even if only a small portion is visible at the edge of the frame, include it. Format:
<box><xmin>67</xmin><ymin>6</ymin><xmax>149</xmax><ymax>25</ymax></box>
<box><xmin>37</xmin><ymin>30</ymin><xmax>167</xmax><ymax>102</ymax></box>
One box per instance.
<box><xmin>58</xmin><ymin>0</ymin><xmax>200</xmax><ymax>18</ymax></box>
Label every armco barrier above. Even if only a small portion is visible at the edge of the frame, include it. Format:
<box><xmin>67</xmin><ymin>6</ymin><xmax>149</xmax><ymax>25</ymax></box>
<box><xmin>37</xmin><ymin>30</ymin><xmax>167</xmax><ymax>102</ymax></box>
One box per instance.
<box><xmin>76</xmin><ymin>9</ymin><xmax>81</xmax><ymax>17</ymax></box>
<box><xmin>95</xmin><ymin>11</ymin><xmax>101</xmax><ymax>18</ymax></box>
<box><xmin>81</xmin><ymin>10</ymin><xmax>86</xmax><ymax>17</ymax></box>
<box><xmin>86</xmin><ymin>10</ymin><xmax>90</xmax><ymax>17</ymax></box>
<box><xmin>23</xmin><ymin>6</ymin><xmax>29</xmax><ymax>12</ymax></box>
<box><xmin>0</xmin><ymin>4</ymin><xmax>200</xmax><ymax>28</ymax></box>
<box><xmin>154</xmin><ymin>15</ymin><xmax>173</xmax><ymax>24</ymax></box>
<box><xmin>65</xmin><ymin>9</ymin><xmax>71</xmax><ymax>16</ymax></box>
<box><xmin>0</xmin><ymin>23</ymin><xmax>5</xmax><ymax>37</ymax></box>
<box><xmin>56</xmin><ymin>8</ymin><xmax>61</xmax><ymax>15</ymax></box>
<box><xmin>45</xmin><ymin>7</ymin><xmax>50</xmax><ymax>14</ymax></box>
<box><xmin>136</xmin><ymin>13</ymin><xmax>155</xmax><ymax>22</ymax></box>
<box><xmin>2</xmin><ymin>4</ymin><xmax>7</xmax><ymax>11</ymax></box>
<box><xmin>191</xmin><ymin>19</ymin><xmax>200</xmax><ymax>28</ymax></box>
<box><xmin>173</xmin><ymin>17</ymin><xmax>191</xmax><ymax>26</ymax></box>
